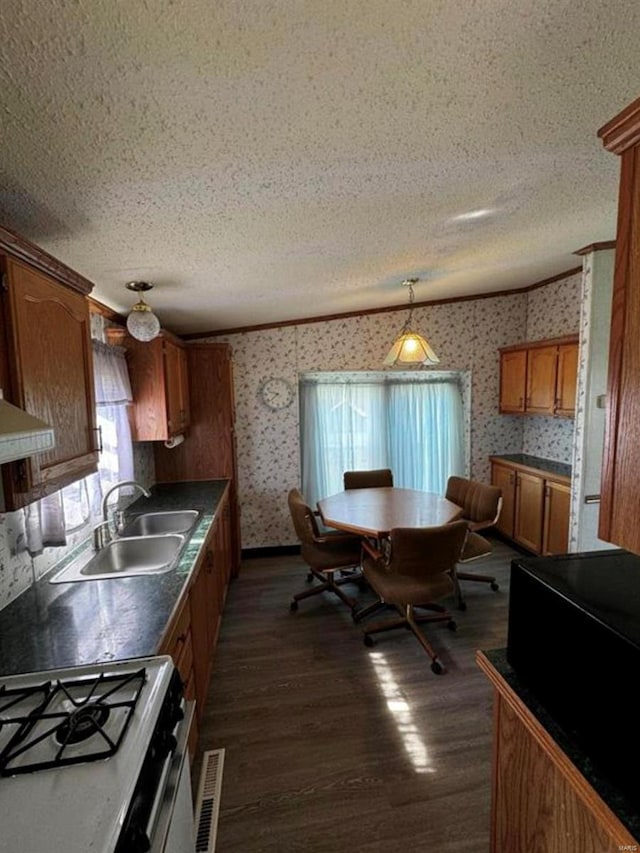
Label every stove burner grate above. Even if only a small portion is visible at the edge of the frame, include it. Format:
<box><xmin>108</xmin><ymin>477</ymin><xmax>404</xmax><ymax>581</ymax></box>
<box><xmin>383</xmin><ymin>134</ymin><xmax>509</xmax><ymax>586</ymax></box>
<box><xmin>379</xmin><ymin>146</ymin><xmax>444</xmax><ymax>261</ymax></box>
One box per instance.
<box><xmin>55</xmin><ymin>701</ymin><xmax>111</xmax><ymax>745</ymax></box>
<box><xmin>0</xmin><ymin>667</ymin><xmax>146</xmax><ymax>776</ymax></box>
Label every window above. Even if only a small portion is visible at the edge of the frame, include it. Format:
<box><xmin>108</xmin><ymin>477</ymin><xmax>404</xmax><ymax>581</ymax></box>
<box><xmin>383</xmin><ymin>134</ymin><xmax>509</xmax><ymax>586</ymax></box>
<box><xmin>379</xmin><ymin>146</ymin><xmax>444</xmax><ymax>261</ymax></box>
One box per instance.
<box><xmin>300</xmin><ymin>371</ymin><xmax>466</xmax><ymax>508</ymax></box>
<box><xmin>62</xmin><ymin>339</ymin><xmax>134</xmax><ymax>532</ymax></box>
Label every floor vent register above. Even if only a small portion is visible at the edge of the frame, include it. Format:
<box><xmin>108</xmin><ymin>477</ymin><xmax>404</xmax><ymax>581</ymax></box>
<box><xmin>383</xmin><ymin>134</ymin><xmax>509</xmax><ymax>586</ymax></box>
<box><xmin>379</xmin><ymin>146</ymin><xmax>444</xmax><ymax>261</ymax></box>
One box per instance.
<box><xmin>194</xmin><ymin>748</ymin><xmax>225</xmax><ymax>852</ymax></box>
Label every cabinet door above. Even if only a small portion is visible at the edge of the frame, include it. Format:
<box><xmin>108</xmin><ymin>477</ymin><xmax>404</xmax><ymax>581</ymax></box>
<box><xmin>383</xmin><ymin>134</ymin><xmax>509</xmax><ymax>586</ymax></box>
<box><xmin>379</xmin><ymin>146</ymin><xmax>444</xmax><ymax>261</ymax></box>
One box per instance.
<box><xmin>514</xmin><ymin>471</ymin><xmax>545</xmax><ymax>553</ymax></box>
<box><xmin>554</xmin><ymin>343</ymin><xmax>578</xmax><ymax>417</ymax></box>
<box><xmin>526</xmin><ymin>346</ymin><xmax>557</xmax><ymax>414</ymax></box>
<box><xmin>499</xmin><ymin>350</ymin><xmax>527</xmax><ymax>413</ymax></box>
<box><xmin>2</xmin><ymin>257</ymin><xmax>98</xmax><ymax>504</ymax></box>
<box><xmin>178</xmin><ymin>345</ymin><xmax>190</xmax><ymax>431</ymax></box>
<box><xmin>491</xmin><ymin>463</ymin><xmax>516</xmax><ymax>538</ymax></box>
<box><xmin>163</xmin><ymin>339</ymin><xmax>184</xmax><ymax>437</ymax></box>
<box><xmin>542</xmin><ymin>480</ymin><xmax>571</xmax><ymax>555</ymax></box>
<box><xmin>189</xmin><ymin>561</ymin><xmax>211</xmax><ymax>718</ymax></box>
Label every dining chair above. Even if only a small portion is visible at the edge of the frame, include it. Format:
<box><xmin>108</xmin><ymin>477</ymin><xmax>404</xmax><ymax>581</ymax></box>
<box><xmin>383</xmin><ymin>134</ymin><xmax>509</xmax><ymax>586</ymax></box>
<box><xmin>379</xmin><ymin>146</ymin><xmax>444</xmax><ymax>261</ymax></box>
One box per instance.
<box><xmin>287</xmin><ymin>488</ymin><xmax>363</xmax><ymax>612</ymax></box>
<box><xmin>445</xmin><ymin>476</ymin><xmax>502</xmax><ymax>609</ymax></box>
<box><xmin>343</xmin><ymin>468</ymin><xmax>394</xmax><ymax>489</ymax></box>
<box><xmin>358</xmin><ymin>521</ymin><xmax>469</xmax><ymax>674</ymax></box>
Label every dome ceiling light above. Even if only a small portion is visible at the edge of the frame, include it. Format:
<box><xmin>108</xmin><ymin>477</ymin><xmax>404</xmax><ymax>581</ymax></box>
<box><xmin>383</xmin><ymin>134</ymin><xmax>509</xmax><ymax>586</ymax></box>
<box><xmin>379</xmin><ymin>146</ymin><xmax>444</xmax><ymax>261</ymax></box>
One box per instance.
<box><xmin>125</xmin><ymin>281</ymin><xmax>161</xmax><ymax>342</ymax></box>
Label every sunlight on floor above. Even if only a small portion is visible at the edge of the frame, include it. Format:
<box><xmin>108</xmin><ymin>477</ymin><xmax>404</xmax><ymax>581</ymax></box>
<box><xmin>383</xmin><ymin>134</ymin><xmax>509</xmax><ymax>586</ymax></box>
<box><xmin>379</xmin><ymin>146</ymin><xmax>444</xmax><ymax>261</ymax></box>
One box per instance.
<box><xmin>368</xmin><ymin>650</ymin><xmax>435</xmax><ymax>774</ymax></box>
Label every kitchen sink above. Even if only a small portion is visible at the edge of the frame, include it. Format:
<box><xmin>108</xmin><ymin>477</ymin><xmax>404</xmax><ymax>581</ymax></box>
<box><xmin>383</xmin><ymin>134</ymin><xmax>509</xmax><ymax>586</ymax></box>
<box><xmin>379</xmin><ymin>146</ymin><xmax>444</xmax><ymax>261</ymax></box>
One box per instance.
<box><xmin>50</xmin><ymin>533</ymin><xmax>186</xmax><ymax>583</ymax></box>
<box><xmin>122</xmin><ymin>510</ymin><xmax>200</xmax><ymax>536</ymax></box>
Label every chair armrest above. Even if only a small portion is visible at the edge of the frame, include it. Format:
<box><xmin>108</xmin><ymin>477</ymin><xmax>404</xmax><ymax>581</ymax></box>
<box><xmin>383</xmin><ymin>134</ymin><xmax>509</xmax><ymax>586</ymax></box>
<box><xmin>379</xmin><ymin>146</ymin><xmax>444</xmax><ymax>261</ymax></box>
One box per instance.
<box><xmin>361</xmin><ymin>539</ymin><xmax>383</xmax><ymax>562</ymax></box>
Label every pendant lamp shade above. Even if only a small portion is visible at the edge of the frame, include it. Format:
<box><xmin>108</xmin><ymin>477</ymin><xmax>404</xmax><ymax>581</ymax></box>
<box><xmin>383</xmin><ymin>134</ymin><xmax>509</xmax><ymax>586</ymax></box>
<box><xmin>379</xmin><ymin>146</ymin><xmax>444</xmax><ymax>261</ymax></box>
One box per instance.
<box><xmin>384</xmin><ymin>279</ymin><xmax>440</xmax><ymax>367</ymax></box>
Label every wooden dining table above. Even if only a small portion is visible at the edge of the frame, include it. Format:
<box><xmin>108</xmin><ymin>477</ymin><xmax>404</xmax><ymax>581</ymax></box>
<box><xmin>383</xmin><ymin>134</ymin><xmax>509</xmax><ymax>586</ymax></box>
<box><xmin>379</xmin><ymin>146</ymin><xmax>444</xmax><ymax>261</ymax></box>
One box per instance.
<box><xmin>317</xmin><ymin>487</ymin><xmax>464</xmax><ymax>538</ymax></box>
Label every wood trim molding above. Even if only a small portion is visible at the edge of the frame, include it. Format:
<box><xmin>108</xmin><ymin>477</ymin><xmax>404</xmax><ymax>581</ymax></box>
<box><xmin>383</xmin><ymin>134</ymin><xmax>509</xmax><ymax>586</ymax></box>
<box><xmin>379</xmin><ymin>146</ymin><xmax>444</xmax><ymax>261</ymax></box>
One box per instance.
<box><xmin>182</xmin><ymin>266</ymin><xmax>583</xmax><ymax>340</ymax></box>
<box><xmin>598</xmin><ymin>94</ymin><xmax>640</xmax><ymax>155</ymax></box>
<box><xmin>0</xmin><ymin>225</ymin><xmax>94</xmax><ymax>296</ymax></box>
<box><xmin>87</xmin><ymin>296</ymin><xmax>126</xmax><ymax>325</ymax></box>
<box><xmin>573</xmin><ymin>241</ymin><xmax>616</xmax><ymax>256</ymax></box>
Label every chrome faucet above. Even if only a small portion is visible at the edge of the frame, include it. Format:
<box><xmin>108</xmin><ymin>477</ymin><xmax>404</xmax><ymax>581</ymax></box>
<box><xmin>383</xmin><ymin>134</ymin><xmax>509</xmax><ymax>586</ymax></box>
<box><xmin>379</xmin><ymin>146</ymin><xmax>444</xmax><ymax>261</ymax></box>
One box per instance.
<box><xmin>93</xmin><ymin>480</ymin><xmax>151</xmax><ymax>550</ymax></box>
<box><xmin>101</xmin><ymin>480</ymin><xmax>151</xmax><ymax>522</ymax></box>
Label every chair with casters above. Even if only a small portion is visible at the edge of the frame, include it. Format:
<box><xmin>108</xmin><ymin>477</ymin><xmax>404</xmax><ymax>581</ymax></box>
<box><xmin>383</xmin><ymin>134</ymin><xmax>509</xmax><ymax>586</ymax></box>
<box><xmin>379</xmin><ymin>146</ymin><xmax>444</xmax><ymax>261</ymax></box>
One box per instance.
<box><xmin>359</xmin><ymin>521</ymin><xmax>469</xmax><ymax>675</ymax></box>
<box><xmin>445</xmin><ymin>476</ymin><xmax>502</xmax><ymax>609</ymax></box>
<box><xmin>343</xmin><ymin>468</ymin><xmax>394</xmax><ymax>490</ymax></box>
<box><xmin>287</xmin><ymin>488</ymin><xmax>363</xmax><ymax>613</ymax></box>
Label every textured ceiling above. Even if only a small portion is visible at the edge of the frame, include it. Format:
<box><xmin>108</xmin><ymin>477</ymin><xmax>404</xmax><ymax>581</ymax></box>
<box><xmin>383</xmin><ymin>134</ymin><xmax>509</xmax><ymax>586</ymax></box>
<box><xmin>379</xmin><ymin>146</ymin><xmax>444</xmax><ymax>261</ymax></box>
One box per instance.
<box><xmin>1</xmin><ymin>1</ymin><xmax>639</xmax><ymax>333</ymax></box>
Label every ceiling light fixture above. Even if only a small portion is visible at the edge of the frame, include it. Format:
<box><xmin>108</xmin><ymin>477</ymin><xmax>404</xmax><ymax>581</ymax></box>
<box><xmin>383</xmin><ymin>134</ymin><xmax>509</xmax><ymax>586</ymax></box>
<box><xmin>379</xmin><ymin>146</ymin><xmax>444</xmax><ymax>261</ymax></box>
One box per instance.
<box><xmin>125</xmin><ymin>281</ymin><xmax>161</xmax><ymax>342</ymax></box>
<box><xmin>384</xmin><ymin>278</ymin><xmax>440</xmax><ymax>367</ymax></box>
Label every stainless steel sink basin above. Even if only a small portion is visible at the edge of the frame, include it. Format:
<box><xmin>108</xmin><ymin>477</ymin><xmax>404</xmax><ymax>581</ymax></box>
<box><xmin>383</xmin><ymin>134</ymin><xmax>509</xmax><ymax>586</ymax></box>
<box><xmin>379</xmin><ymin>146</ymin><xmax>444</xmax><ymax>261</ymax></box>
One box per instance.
<box><xmin>50</xmin><ymin>534</ymin><xmax>186</xmax><ymax>583</ymax></box>
<box><xmin>122</xmin><ymin>510</ymin><xmax>200</xmax><ymax>536</ymax></box>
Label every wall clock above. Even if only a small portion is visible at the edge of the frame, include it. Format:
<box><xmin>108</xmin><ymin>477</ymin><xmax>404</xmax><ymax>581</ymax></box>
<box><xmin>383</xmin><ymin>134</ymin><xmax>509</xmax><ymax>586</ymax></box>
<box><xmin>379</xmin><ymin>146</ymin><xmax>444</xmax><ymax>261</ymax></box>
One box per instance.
<box><xmin>258</xmin><ymin>377</ymin><xmax>295</xmax><ymax>410</ymax></box>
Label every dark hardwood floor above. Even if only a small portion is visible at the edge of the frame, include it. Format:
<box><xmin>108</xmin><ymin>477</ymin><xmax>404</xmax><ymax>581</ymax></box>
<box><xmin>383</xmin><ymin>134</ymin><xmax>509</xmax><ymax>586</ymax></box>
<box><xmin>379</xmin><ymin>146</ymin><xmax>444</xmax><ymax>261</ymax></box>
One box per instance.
<box><xmin>194</xmin><ymin>538</ymin><xmax>520</xmax><ymax>852</ymax></box>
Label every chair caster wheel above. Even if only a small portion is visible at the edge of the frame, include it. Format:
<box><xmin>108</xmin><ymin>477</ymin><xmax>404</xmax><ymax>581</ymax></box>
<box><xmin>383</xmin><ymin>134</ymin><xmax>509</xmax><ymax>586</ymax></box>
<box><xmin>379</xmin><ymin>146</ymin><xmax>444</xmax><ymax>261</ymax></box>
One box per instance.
<box><xmin>306</xmin><ymin>572</ymin><xmax>313</xmax><ymax>583</ymax></box>
<box><xmin>431</xmin><ymin>660</ymin><xmax>444</xmax><ymax>675</ymax></box>
<box><xmin>457</xmin><ymin>600</ymin><xmax>467</xmax><ymax>612</ymax></box>
<box><xmin>447</xmin><ymin>620</ymin><xmax>457</xmax><ymax>632</ymax></box>
<box><xmin>364</xmin><ymin>634</ymin><xmax>375</xmax><ymax>647</ymax></box>
<box><xmin>490</xmin><ymin>582</ymin><xmax>499</xmax><ymax>592</ymax></box>
<box><xmin>290</xmin><ymin>600</ymin><xmax>298</xmax><ymax>612</ymax></box>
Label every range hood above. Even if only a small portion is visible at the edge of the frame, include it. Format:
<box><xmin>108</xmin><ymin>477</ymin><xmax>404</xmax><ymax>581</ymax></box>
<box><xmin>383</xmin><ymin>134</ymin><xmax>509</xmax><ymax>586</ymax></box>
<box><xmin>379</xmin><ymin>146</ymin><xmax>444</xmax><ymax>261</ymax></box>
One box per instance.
<box><xmin>0</xmin><ymin>392</ymin><xmax>55</xmax><ymax>464</ymax></box>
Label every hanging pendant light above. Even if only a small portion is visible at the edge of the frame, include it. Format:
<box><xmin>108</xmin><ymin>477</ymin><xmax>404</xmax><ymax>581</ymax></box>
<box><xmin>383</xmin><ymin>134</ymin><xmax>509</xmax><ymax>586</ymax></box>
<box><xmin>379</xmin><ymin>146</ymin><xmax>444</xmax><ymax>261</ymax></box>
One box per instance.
<box><xmin>125</xmin><ymin>281</ymin><xmax>161</xmax><ymax>342</ymax></box>
<box><xmin>384</xmin><ymin>278</ymin><xmax>440</xmax><ymax>367</ymax></box>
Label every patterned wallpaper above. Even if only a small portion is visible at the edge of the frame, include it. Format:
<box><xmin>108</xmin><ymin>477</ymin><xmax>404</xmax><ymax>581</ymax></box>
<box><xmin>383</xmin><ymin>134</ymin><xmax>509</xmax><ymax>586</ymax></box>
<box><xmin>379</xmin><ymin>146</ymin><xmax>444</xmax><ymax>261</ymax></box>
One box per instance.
<box><xmin>204</xmin><ymin>292</ymin><xmax>529</xmax><ymax>549</ymax></box>
<box><xmin>522</xmin><ymin>272</ymin><xmax>582</xmax><ymax>463</ymax></box>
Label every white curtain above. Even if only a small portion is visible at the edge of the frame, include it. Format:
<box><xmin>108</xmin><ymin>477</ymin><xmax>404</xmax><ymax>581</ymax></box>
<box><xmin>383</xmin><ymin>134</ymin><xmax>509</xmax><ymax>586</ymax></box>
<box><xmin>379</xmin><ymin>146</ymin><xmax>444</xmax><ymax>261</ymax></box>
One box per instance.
<box><xmin>23</xmin><ymin>339</ymin><xmax>134</xmax><ymax>555</ymax></box>
<box><xmin>300</xmin><ymin>373</ymin><xmax>465</xmax><ymax>508</ymax></box>
<box><xmin>92</xmin><ymin>340</ymin><xmax>134</xmax><ymax>495</ymax></box>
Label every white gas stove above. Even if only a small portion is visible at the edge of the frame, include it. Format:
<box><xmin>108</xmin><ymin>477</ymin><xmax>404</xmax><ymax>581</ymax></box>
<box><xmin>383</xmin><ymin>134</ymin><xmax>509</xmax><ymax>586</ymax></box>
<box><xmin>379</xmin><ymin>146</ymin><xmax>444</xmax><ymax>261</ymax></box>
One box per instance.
<box><xmin>0</xmin><ymin>655</ymin><xmax>194</xmax><ymax>853</ymax></box>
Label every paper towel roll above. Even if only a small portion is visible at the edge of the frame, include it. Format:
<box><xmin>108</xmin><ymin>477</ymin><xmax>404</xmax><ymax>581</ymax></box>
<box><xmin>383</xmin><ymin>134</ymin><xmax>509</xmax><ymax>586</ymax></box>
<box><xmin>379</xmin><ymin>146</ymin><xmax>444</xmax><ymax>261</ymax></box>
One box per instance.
<box><xmin>164</xmin><ymin>434</ymin><xmax>184</xmax><ymax>450</ymax></box>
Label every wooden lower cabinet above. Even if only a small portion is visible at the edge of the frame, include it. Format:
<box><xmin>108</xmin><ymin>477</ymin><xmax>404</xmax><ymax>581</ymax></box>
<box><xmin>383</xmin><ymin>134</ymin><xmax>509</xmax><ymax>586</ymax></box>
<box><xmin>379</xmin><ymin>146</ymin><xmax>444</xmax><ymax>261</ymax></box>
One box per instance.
<box><xmin>158</xmin><ymin>487</ymin><xmax>232</xmax><ymax>752</ymax></box>
<box><xmin>477</xmin><ymin>652</ymin><xmax>637</xmax><ymax>853</ymax></box>
<box><xmin>514</xmin><ymin>471</ymin><xmax>545</xmax><ymax>553</ymax></box>
<box><xmin>542</xmin><ymin>480</ymin><xmax>571</xmax><ymax>556</ymax></box>
<box><xmin>490</xmin><ymin>458</ymin><xmax>571</xmax><ymax>556</ymax></box>
<box><xmin>491</xmin><ymin>463</ymin><xmax>516</xmax><ymax>538</ymax></box>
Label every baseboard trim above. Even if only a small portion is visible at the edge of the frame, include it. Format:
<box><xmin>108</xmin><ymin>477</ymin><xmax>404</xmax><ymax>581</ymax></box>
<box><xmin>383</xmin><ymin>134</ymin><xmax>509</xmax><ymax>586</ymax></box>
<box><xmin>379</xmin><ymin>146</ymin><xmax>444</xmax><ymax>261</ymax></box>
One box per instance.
<box><xmin>241</xmin><ymin>545</ymin><xmax>301</xmax><ymax>559</ymax></box>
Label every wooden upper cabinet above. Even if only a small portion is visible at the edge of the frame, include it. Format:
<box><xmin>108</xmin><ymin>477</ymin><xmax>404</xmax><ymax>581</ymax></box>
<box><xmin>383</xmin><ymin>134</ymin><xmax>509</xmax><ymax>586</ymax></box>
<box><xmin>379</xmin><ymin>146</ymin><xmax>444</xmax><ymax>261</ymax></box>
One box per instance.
<box><xmin>526</xmin><ymin>345</ymin><xmax>557</xmax><ymax>414</ymax></box>
<box><xmin>499</xmin><ymin>349</ymin><xmax>527</xmax><ymax>413</ymax></box>
<box><xmin>499</xmin><ymin>337</ymin><xmax>578</xmax><ymax>418</ymax></box>
<box><xmin>598</xmin><ymin>96</ymin><xmax>640</xmax><ymax>554</ymax></box>
<box><xmin>1</xmin><ymin>255</ymin><xmax>98</xmax><ymax>508</ymax></box>
<box><xmin>164</xmin><ymin>338</ymin><xmax>190</xmax><ymax>436</ymax></box>
<box><xmin>106</xmin><ymin>328</ymin><xmax>190</xmax><ymax>441</ymax></box>
<box><xmin>555</xmin><ymin>343</ymin><xmax>579</xmax><ymax>417</ymax></box>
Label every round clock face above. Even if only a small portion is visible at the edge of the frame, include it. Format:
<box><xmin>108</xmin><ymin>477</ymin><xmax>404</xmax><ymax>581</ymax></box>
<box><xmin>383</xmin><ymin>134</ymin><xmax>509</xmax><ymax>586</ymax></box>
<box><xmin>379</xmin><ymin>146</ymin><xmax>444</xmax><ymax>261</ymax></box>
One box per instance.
<box><xmin>259</xmin><ymin>377</ymin><xmax>295</xmax><ymax>410</ymax></box>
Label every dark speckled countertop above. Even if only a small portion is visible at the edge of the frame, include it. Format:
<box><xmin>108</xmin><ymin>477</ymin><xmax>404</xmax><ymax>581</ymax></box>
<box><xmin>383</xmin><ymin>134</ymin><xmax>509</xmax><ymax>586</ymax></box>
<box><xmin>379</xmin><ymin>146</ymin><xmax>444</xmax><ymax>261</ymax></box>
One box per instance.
<box><xmin>491</xmin><ymin>452</ymin><xmax>572</xmax><ymax>480</ymax></box>
<box><xmin>0</xmin><ymin>480</ymin><xmax>229</xmax><ymax>677</ymax></box>
<box><xmin>483</xmin><ymin>648</ymin><xmax>639</xmax><ymax>841</ymax></box>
